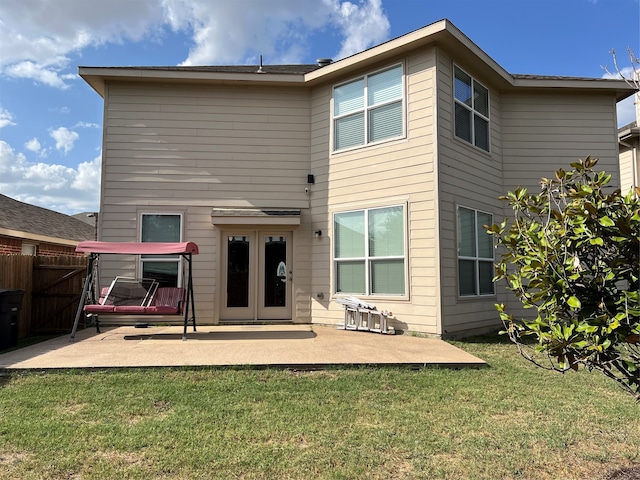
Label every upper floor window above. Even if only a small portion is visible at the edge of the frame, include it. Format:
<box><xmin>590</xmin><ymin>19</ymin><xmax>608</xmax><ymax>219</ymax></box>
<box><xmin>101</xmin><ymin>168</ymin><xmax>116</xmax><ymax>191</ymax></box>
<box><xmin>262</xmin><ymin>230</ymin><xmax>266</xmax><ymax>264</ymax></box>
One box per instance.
<box><xmin>333</xmin><ymin>64</ymin><xmax>404</xmax><ymax>152</ymax></box>
<box><xmin>454</xmin><ymin>65</ymin><xmax>490</xmax><ymax>152</ymax></box>
<box><xmin>334</xmin><ymin>205</ymin><xmax>405</xmax><ymax>296</ymax></box>
<box><xmin>457</xmin><ymin>206</ymin><xmax>494</xmax><ymax>296</ymax></box>
<box><xmin>140</xmin><ymin>213</ymin><xmax>182</xmax><ymax>287</ymax></box>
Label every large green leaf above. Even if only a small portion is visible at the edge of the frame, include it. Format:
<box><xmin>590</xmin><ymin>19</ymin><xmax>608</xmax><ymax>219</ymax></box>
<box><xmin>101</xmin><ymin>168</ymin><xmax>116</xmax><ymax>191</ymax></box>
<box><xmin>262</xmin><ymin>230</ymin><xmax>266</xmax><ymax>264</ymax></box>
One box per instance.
<box><xmin>599</xmin><ymin>216</ymin><xmax>615</xmax><ymax>227</ymax></box>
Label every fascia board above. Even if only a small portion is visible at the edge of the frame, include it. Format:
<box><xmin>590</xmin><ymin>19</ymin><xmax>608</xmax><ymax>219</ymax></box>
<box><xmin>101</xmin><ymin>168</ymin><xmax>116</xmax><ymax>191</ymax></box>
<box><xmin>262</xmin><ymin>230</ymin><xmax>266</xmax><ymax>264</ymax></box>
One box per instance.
<box><xmin>0</xmin><ymin>228</ymin><xmax>80</xmax><ymax>247</ymax></box>
<box><xmin>79</xmin><ymin>67</ymin><xmax>307</xmax><ymax>98</ymax></box>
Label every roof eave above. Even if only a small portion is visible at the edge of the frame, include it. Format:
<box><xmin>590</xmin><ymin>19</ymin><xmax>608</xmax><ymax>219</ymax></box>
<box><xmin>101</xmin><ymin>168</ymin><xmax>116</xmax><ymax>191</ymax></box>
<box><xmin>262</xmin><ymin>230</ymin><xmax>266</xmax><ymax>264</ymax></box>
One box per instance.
<box><xmin>79</xmin><ymin>67</ymin><xmax>308</xmax><ymax>98</ymax></box>
<box><xmin>511</xmin><ymin>77</ymin><xmax>636</xmax><ymax>102</ymax></box>
<box><xmin>619</xmin><ymin>126</ymin><xmax>640</xmax><ymax>142</ymax></box>
<box><xmin>304</xmin><ymin>19</ymin><xmax>513</xmax><ymax>87</ymax></box>
<box><xmin>0</xmin><ymin>227</ymin><xmax>83</xmax><ymax>247</ymax></box>
<box><xmin>78</xmin><ymin>18</ymin><xmax>637</xmax><ymax>101</ymax></box>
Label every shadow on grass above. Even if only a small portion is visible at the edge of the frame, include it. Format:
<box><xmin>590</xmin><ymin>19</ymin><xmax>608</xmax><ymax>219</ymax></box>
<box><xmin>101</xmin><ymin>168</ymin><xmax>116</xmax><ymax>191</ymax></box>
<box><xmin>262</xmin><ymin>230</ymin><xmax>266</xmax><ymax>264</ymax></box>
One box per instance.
<box><xmin>451</xmin><ymin>329</ymin><xmax>539</xmax><ymax>347</ymax></box>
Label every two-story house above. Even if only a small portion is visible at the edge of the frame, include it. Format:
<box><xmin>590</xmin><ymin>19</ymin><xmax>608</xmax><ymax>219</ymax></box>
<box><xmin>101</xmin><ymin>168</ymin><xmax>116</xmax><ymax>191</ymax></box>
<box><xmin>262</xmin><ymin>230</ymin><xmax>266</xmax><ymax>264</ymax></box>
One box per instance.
<box><xmin>79</xmin><ymin>19</ymin><xmax>634</xmax><ymax>337</ymax></box>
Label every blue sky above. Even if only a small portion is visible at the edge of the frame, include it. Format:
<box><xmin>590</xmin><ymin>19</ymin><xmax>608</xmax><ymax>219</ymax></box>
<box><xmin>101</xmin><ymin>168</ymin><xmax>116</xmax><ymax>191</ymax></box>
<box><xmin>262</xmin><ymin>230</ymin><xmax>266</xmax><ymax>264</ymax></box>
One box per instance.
<box><xmin>0</xmin><ymin>0</ymin><xmax>638</xmax><ymax>215</ymax></box>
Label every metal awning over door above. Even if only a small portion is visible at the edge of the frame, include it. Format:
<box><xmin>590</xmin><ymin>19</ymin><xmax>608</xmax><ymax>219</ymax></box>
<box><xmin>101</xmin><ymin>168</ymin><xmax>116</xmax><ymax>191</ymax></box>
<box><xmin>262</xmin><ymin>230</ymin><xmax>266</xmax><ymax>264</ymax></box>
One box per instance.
<box><xmin>211</xmin><ymin>208</ymin><xmax>300</xmax><ymax>226</ymax></box>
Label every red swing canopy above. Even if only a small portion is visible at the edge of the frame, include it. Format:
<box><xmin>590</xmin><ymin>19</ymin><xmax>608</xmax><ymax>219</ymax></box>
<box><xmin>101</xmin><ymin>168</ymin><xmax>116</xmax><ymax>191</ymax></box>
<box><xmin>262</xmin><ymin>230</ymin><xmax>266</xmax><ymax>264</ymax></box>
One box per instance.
<box><xmin>76</xmin><ymin>241</ymin><xmax>199</xmax><ymax>255</ymax></box>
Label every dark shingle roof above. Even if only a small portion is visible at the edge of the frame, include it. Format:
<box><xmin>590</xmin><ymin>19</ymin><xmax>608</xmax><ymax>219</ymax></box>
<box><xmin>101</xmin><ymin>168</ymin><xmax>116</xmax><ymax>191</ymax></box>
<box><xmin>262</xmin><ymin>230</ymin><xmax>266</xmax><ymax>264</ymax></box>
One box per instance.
<box><xmin>0</xmin><ymin>194</ymin><xmax>95</xmax><ymax>242</ymax></box>
<box><xmin>512</xmin><ymin>73</ymin><xmax>627</xmax><ymax>82</ymax></box>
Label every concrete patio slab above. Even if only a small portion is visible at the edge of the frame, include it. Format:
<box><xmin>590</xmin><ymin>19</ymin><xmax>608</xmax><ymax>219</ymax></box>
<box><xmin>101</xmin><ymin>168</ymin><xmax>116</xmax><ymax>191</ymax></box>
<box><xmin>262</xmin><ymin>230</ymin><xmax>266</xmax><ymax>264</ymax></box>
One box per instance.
<box><xmin>0</xmin><ymin>324</ymin><xmax>485</xmax><ymax>369</ymax></box>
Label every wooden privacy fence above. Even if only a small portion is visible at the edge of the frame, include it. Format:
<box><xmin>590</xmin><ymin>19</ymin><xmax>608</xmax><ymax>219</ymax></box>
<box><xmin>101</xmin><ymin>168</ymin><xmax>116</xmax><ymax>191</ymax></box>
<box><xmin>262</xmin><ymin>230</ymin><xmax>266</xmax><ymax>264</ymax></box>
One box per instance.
<box><xmin>0</xmin><ymin>255</ymin><xmax>88</xmax><ymax>338</ymax></box>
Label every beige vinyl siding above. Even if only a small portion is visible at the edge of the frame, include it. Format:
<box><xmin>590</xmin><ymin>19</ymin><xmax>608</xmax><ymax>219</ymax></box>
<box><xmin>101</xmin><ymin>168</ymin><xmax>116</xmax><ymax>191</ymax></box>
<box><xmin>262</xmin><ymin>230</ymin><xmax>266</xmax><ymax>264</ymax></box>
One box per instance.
<box><xmin>96</xmin><ymin>205</ymin><xmax>217</xmax><ymax>321</ymax></box>
<box><xmin>98</xmin><ymin>81</ymin><xmax>312</xmax><ymax>323</ymax></box>
<box><xmin>103</xmin><ymin>82</ymin><xmax>310</xmax><ymax>208</ymax></box>
<box><xmin>309</xmin><ymin>47</ymin><xmax>440</xmax><ymax>334</ymax></box>
<box><xmin>435</xmin><ymin>49</ymin><xmax>505</xmax><ymax>337</ymax></box>
<box><xmin>500</xmin><ymin>92</ymin><xmax>621</xmax><ymax>321</ymax></box>
<box><xmin>619</xmin><ymin>144</ymin><xmax>639</xmax><ymax>194</ymax></box>
<box><xmin>502</xmin><ymin>92</ymin><xmax>620</xmax><ymax>193</ymax></box>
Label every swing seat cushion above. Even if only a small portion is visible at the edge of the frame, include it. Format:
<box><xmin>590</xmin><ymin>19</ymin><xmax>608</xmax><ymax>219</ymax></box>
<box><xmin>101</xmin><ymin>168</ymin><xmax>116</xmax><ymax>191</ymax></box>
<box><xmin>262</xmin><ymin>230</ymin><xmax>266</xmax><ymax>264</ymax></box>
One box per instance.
<box><xmin>84</xmin><ymin>287</ymin><xmax>185</xmax><ymax>315</ymax></box>
<box><xmin>84</xmin><ymin>304</ymin><xmax>116</xmax><ymax>314</ymax></box>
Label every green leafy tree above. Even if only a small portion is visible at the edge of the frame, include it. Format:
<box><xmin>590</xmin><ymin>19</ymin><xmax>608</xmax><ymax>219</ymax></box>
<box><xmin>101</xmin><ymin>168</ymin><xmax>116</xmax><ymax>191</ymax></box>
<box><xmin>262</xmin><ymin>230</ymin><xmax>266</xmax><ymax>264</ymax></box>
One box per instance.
<box><xmin>487</xmin><ymin>157</ymin><xmax>640</xmax><ymax>399</ymax></box>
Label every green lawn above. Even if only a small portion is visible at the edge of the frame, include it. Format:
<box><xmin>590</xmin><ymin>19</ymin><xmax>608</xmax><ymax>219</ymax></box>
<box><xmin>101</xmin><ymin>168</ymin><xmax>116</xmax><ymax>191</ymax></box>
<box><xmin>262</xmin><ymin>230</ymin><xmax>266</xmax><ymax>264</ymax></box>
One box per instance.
<box><xmin>0</xmin><ymin>334</ymin><xmax>637</xmax><ymax>480</ymax></box>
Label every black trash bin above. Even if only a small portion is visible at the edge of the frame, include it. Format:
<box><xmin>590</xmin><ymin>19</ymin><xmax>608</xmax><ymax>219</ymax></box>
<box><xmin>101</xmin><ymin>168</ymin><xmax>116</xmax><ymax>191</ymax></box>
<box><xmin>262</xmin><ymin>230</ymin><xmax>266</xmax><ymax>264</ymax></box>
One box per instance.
<box><xmin>0</xmin><ymin>289</ymin><xmax>24</xmax><ymax>350</ymax></box>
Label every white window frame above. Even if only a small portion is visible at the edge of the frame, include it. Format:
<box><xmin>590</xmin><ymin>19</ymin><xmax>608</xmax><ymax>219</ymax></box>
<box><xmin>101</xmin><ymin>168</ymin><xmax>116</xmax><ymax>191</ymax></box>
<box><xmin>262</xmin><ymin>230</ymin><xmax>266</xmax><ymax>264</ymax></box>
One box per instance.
<box><xmin>332</xmin><ymin>63</ymin><xmax>406</xmax><ymax>153</ymax></box>
<box><xmin>453</xmin><ymin>65</ymin><xmax>491</xmax><ymax>152</ymax></box>
<box><xmin>457</xmin><ymin>206</ymin><xmax>495</xmax><ymax>297</ymax></box>
<box><xmin>333</xmin><ymin>204</ymin><xmax>407</xmax><ymax>297</ymax></box>
<box><xmin>21</xmin><ymin>243</ymin><xmax>36</xmax><ymax>255</ymax></box>
<box><xmin>139</xmin><ymin>212</ymin><xmax>183</xmax><ymax>287</ymax></box>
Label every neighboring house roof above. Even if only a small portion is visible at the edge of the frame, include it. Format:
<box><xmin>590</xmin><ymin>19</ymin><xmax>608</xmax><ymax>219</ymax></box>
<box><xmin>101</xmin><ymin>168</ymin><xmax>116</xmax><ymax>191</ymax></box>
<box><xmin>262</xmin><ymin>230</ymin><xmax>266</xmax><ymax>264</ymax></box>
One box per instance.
<box><xmin>72</xmin><ymin>212</ymin><xmax>98</xmax><ymax>226</ymax></box>
<box><xmin>0</xmin><ymin>194</ymin><xmax>96</xmax><ymax>245</ymax></box>
<box><xmin>619</xmin><ymin>121</ymin><xmax>640</xmax><ymax>144</ymax></box>
<box><xmin>80</xmin><ymin>19</ymin><xmax>635</xmax><ymax>102</ymax></box>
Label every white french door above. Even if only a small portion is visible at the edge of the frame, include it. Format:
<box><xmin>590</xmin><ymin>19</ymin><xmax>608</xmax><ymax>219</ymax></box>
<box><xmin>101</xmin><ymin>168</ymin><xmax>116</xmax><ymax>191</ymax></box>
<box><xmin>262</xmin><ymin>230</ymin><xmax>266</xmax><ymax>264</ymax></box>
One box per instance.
<box><xmin>220</xmin><ymin>230</ymin><xmax>292</xmax><ymax>321</ymax></box>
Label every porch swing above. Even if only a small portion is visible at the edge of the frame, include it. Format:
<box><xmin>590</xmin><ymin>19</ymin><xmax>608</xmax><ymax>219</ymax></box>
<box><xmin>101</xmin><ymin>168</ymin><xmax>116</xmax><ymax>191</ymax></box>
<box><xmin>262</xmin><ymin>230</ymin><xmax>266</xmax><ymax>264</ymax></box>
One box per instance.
<box><xmin>70</xmin><ymin>241</ymin><xmax>199</xmax><ymax>341</ymax></box>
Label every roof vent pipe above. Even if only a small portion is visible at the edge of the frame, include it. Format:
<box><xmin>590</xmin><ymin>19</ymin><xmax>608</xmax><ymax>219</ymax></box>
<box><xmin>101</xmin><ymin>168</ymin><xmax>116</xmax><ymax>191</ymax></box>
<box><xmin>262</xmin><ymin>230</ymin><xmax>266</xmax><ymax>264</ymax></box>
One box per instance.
<box><xmin>316</xmin><ymin>58</ymin><xmax>333</xmax><ymax>67</ymax></box>
<box><xmin>257</xmin><ymin>55</ymin><xmax>265</xmax><ymax>74</ymax></box>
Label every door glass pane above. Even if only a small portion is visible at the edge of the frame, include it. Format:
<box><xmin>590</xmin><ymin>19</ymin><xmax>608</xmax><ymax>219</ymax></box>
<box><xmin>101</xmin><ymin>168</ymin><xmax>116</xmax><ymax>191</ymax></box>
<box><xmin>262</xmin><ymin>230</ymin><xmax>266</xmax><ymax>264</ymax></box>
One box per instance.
<box><xmin>264</xmin><ymin>236</ymin><xmax>287</xmax><ymax>308</ymax></box>
<box><xmin>227</xmin><ymin>236</ymin><xmax>250</xmax><ymax>308</ymax></box>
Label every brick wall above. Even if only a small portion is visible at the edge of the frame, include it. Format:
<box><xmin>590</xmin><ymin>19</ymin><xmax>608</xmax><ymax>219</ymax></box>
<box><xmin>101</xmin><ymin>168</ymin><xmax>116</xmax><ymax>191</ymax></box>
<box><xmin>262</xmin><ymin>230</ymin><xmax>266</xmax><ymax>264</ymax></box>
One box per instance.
<box><xmin>0</xmin><ymin>235</ymin><xmax>81</xmax><ymax>256</ymax></box>
<box><xmin>0</xmin><ymin>236</ymin><xmax>22</xmax><ymax>255</ymax></box>
<box><xmin>38</xmin><ymin>243</ymin><xmax>79</xmax><ymax>257</ymax></box>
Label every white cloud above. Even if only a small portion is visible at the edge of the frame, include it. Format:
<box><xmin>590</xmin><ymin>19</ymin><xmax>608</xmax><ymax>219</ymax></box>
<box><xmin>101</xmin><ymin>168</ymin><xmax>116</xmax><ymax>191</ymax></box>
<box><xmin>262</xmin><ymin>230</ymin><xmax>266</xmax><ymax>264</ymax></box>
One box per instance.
<box><xmin>602</xmin><ymin>66</ymin><xmax>638</xmax><ymax>81</ymax></box>
<box><xmin>167</xmin><ymin>0</ymin><xmax>390</xmax><ymax>65</ymax></box>
<box><xmin>71</xmin><ymin>155</ymin><xmax>102</xmax><ymax>191</ymax></box>
<box><xmin>5</xmin><ymin>60</ymin><xmax>77</xmax><ymax>89</ymax></box>
<box><xmin>330</xmin><ymin>0</ymin><xmax>390</xmax><ymax>59</ymax></box>
<box><xmin>49</xmin><ymin>127</ymin><xmax>79</xmax><ymax>154</ymax></box>
<box><xmin>24</xmin><ymin>137</ymin><xmax>42</xmax><ymax>154</ymax></box>
<box><xmin>0</xmin><ymin>0</ymin><xmax>165</xmax><ymax>88</ymax></box>
<box><xmin>0</xmin><ymin>0</ymin><xmax>389</xmax><ymax>214</ymax></box>
<box><xmin>0</xmin><ymin>0</ymin><xmax>391</xmax><ymax>86</ymax></box>
<box><xmin>73</xmin><ymin>121</ymin><xmax>100</xmax><ymax>129</ymax></box>
<box><xmin>0</xmin><ymin>106</ymin><xmax>16</xmax><ymax>128</ymax></box>
<box><xmin>0</xmin><ymin>140</ymin><xmax>101</xmax><ymax>214</ymax></box>
<box><xmin>49</xmin><ymin>106</ymin><xmax>71</xmax><ymax>114</ymax></box>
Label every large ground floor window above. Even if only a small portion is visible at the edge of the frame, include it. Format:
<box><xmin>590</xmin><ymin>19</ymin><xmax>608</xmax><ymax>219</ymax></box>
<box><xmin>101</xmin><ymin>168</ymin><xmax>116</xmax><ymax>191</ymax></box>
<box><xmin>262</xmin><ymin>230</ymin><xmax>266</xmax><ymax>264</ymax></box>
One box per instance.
<box><xmin>457</xmin><ymin>206</ymin><xmax>494</xmax><ymax>296</ymax></box>
<box><xmin>334</xmin><ymin>205</ymin><xmax>405</xmax><ymax>296</ymax></box>
<box><xmin>140</xmin><ymin>213</ymin><xmax>182</xmax><ymax>287</ymax></box>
